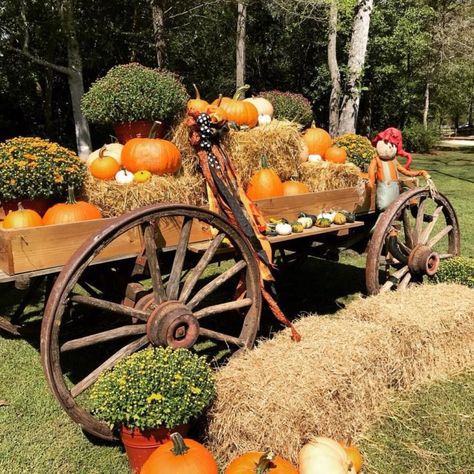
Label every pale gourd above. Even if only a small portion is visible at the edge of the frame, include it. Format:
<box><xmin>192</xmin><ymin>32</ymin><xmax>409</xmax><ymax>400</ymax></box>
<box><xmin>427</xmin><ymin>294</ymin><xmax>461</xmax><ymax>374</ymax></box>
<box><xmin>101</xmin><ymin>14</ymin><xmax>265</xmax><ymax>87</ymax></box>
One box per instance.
<box><xmin>308</xmin><ymin>154</ymin><xmax>322</xmax><ymax>163</ymax></box>
<box><xmin>115</xmin><ymin>169</ymin><xmax>134</xmax><ymax>184</ymax></box>
<box><xmin>299</xmin><ymin>437</ymin><xmax>355</xmax><ymax>474</ymax></box>
<box><xmin>297</xmin><ymin>216</ymin><xmax>313</xmax><ymax>229</ymax></box>
<box><xmin>275</xmin><ymin>222</ymin><xmax>292</xmax><ymax>235</ymax></box>
<box><xmin>258</xmin><ymin>114</ymin><xmax>272</xmax><ymax>126</ymax></box>
<box><xmin>87</xmin><ymin>143</ymin><xmax>123</xmax><ymax>167</ymax></box>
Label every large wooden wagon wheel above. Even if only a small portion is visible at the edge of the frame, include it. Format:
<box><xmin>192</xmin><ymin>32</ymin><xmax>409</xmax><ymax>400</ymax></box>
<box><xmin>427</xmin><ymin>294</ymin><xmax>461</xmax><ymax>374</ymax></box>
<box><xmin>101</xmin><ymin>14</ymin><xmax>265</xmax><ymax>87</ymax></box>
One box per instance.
<box><xmin>366</xmin><ymin>187</ymin><xmax>460</xmax><ymax>295</ymax></box>
<box><xmin>40</xmin><ymin>204</ymin><xmax>262</xmax><ymax>440</ymax></box>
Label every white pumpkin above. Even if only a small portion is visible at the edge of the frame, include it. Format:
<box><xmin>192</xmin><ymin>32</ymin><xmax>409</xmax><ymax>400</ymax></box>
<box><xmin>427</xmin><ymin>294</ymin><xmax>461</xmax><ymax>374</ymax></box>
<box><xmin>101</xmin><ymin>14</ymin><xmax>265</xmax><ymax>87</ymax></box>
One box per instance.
<box><xmin>297</xmin><ymin>217</ymin><xmax>313</xmax><ymax>229</ymax></box>
<box><xmin>299</xmin><ymin>437</ymin><xmax>355</xmax><ymax>474</ymax></box>
<box><xmin>275</xmin><ymin>222</ymin><xmax>292</xmax><ymax>235</ymax></box>
<box><xmin>87</xmin><ymin>143</ymin><xmax>123</xmax><ymax>167</ymax></box>
<box><xmin>243</xmin><ymin>96</ymin><xmax>274</xmax><ymax>117</ymax></box>
<box><xmin>308</xmin><ymin>154</ymin><xmax>322</xmax><ymax>163</ymax></box>
<box><xmin>258</xmin><ymin>114</ymin><xmax>272</xmax><ymax>126</ymax></box>
<box><xmin>317</xmin><ymin>211</ymin><xmax>336</xmax><ymax>222</ymax></box>
<box><xmin>115</xmin><ymin>169</ymin><xmax>134</xmax><ymax>184</ymax></box>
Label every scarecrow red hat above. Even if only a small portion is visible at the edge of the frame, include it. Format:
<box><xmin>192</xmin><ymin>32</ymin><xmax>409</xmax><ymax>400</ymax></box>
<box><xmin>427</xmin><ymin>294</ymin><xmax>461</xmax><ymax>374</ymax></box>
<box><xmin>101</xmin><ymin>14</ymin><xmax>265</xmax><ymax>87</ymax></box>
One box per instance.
<box><xmin>372</xmin><ymin>127</ymin><xmax>412</xmax><ymax>168</ymax></box>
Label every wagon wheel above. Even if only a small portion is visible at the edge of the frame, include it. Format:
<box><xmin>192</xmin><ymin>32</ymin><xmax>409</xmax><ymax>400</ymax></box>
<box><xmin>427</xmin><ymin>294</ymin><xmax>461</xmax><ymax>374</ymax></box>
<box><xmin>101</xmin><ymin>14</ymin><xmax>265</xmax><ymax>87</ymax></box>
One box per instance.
<box><xmin>40</xmin><ymin>204</ymin><xmax>262</xmax><ymax>441</ymax></box>
<box><xmin>366</xmin><ymin>188</ymin><xmax>460</xmax><ymax>295</ymax></box>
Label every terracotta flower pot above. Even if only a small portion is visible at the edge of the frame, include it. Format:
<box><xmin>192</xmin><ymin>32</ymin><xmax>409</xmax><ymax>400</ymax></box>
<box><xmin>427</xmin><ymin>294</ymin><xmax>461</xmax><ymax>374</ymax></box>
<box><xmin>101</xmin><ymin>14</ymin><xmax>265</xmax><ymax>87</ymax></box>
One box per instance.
<box><xmin>113</xmin><ymin>120</ymin><xmax>166</xmax><ymax>144</ymax></box>
<box><xmin>120</xmin><ymin>424</ymin><xmax>189</xmax><ymax>473</ymax></box>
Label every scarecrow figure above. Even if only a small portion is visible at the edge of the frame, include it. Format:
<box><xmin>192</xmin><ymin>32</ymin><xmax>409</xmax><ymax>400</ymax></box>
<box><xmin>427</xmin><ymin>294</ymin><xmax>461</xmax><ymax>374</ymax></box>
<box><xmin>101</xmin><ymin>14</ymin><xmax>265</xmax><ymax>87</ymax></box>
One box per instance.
<box><xmin>369</xmin><ymin>127</ymin><xmax>430</xmax><ymax>211</ymax></box>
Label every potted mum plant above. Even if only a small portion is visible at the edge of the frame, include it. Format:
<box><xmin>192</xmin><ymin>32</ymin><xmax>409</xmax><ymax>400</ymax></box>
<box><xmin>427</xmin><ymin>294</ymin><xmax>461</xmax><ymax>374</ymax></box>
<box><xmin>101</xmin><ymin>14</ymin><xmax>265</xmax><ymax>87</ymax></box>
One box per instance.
<box><xmin>0</xmin><ymin>137</ymin><xmax>86</xmax><ymax>217</ymax></box>
<box><xmin>81</xmin><ymin>63</ymin><xmax>189</xmax><ymax>143</ymax></box>
<box><xmin>90</xmin><ymin>346</ymin><xmax>215</xmax><ymax>473</ymax></box>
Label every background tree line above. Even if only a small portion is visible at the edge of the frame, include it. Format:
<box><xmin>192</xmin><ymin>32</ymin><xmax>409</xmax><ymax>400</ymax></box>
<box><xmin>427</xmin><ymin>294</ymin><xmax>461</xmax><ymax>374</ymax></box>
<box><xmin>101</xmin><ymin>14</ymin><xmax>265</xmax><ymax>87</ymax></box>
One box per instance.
<box><xmin>0</xmin><ymin>0</ymin><xmax>472</xmax><ymax>154</ymax></box>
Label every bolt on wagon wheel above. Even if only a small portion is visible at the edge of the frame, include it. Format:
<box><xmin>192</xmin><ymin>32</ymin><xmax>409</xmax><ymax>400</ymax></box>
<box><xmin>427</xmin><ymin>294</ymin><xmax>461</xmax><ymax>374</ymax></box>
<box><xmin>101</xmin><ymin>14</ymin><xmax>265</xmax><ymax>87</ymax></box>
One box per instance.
<box><xmin>40</xmin><ymin>204</ymin><xmax>262</xmax><ymax>441</ymax></box>
<box><xmin>366</xmin><ymin>188</ymin><xmax>460</xmax><ymax>295</ymax></box>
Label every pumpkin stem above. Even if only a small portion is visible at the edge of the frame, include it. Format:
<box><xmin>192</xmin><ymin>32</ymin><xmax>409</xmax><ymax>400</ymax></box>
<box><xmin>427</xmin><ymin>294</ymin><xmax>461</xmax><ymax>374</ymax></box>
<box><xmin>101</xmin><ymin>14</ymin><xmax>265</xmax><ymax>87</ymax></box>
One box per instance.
<box><xmin>192</xmin><ymin>83</ymin><xmax>201</xmax><ymax>100</ymax></box>
<box><xmin>255</xmin><ymin>451</ymin><xmax>276</xmax><ymax>474</ymax></box>
<box><xmin>215</xmin><ymin>94</ymin><xmax>223</xmax><ymax>107</ymax></box>
<box><xmin>311</xmin><ymin>120</ymin><xmax>316</xmax><ymax>128</ymax></box>
<box><xmin>148</xmin><ymin>121</ymin><xmax>163</xmax><ymax>139</ymax></box>
<box><xmin>170</xmin><ymin>432</ymin><xmax>190</xmax><ymax>456</ymax></box>
<box><xmin>98</xmin><ymin>145</ymin><xmax>107</xmax><ymax>159</ymax></box>
<box><xmin>233</xmin><ymin>84</ymin><xmax>250</xmax><ymax>100</ymax></box>
<box><xmin>17</xmin><ymin>202</ymin><xmax>24</xmax><ymax>211</ymax></box>
<box><xmin>260</xmin><ymin>155</ymin><xmax>269</xmax><ymax>169</ymax></box>
<box><xmin>66</xmin><ymin>185</ymin><xmax>77</xmax><ymax>205</ymax></box>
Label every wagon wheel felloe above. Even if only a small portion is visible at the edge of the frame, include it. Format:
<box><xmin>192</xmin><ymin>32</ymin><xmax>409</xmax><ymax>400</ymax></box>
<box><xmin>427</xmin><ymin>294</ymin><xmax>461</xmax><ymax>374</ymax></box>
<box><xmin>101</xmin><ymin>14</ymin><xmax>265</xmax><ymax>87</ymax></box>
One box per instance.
<box><xmin>40</xmin><ymin>204</ymin><xmax>262</xmax><ymax>441</ymax></box>
<box><xmin>366</xmin><ymin>188</ymin><xmax>460</xmax><ymax>295</ymax></box>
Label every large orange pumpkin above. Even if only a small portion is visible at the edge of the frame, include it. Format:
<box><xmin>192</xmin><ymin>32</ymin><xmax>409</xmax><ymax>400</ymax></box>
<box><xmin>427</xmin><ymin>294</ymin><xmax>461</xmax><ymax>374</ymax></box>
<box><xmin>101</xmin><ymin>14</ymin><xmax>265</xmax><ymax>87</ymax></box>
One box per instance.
<box><xmin>213</xmin><ymin>85</ymin><xmax>258</xmax><ymax>128</ymax></box>
<box><xmin>141</xmin><ymin>433</ymin><xmax>218</xmax><ymax>474</ymax></box>
<box><xmin>282</xmin><ymin>179</ymin><xmax>310</xmax><ymax>196</ymax></box>
<box><xmin>3</xmin><ymin>206</ymin><xmax>43</xmax><ymax>229</ymax></box>
<box><xmin>89</xmin><ymin>152</ymin><xmax>120</xmax><ymax>180</ymax></box>
<box><xmin>43</xmin><ymin>187</ymin><xmax>102</xmax><ymax>225</ymax></box>
<box><xmin>225</xmin><ymin>451</ymin><xmax>297</xmax><ymax>474</ymax></box>
<box><xmin>121</xmin><ymin>122</ymin><xmax>181</xmax><ymax>174</ymax></box>
<box><xmin>246</xmin><ymin>156</ymin><xmax>283</xmax><ymax>201</ymax></box>
<box><xmin>302</xmin><ymin>123</ymin><xmax>333</xmax><ymax>156</ymax></box>
<box><xmin>324</xmin><ymin>146</ymin><xmax>347</xmax><ymax>164</ymax></box>
<box><xmin>187</xmin><ymin>84</ymin><xmax>209</xmax><ymax>114</ymax></box>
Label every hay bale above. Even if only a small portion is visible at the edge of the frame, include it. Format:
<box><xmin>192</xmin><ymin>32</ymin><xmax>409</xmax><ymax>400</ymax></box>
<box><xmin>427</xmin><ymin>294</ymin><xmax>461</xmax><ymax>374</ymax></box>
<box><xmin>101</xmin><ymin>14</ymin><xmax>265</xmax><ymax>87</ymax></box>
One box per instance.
<box><xmin>206</xmin><ymin>284</ymin><xmax>474</xmax><ymax>465</ymax></box>
<box><xmin>299</xmin><ymin>161</ymin><xmax>363</xmax><ymax>193</ymax></box>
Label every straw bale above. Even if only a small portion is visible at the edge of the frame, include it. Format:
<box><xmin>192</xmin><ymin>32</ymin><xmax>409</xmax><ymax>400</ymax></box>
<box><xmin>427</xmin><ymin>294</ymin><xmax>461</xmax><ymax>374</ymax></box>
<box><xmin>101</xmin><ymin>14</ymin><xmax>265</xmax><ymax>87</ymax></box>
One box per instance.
<box><xmin>299</xmin><ymin>161</ymin><xmax>363</xmax><ymax>193</ymax></box>
<box><xmin>206</xmin><ymin>284</ymin><xmax>474</xmax><ymax>465</ymax></box>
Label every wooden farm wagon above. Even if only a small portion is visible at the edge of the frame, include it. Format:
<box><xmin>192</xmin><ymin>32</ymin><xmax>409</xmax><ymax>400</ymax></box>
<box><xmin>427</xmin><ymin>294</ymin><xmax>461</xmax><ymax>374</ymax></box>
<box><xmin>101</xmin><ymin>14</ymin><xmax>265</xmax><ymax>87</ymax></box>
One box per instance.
<box><xmin>0</xmin><ymin>116</ymin><xmax>460</xmax><ymax>442</ymax></box>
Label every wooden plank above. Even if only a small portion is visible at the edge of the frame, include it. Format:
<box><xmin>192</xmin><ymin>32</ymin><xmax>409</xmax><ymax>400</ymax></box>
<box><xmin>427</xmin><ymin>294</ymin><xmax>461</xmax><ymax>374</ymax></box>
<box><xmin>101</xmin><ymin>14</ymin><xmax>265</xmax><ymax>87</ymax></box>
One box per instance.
<box><xmin>266</xmin><ymin>221</ymin><xmax>365</xmax><ymax>244</ymax></box>
<box><xmin>254</xmin><ymin>187</ymin><xmax>363</xmax><ymax>221</ymax></box>
<box><xmin>0</xmin><ymin>218</ymin><xmax>143</xmax><ymax>275</ymax></box>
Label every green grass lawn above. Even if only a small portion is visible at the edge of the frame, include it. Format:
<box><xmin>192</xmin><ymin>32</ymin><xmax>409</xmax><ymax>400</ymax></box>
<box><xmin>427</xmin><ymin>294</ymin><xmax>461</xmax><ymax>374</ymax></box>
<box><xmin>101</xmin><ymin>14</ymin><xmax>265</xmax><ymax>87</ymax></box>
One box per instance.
<box><xmin>0</xmin><ymin>150</ymin><xmax>472</xmax><ymax>473</ymax></box>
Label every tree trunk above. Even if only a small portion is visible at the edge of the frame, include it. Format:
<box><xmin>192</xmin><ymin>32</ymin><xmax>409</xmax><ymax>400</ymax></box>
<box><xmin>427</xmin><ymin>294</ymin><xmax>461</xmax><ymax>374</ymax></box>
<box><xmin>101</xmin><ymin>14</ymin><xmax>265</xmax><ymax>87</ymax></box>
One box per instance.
<box><xmin>328</xmin><ymin>0</ymin><xmax>341</xmax><ymax>136</ymax></box>
<box><xmin>338</xmin><ymin>0</ymin><xmax>374</xmax><ymax>135</ymax></box>
<box><xmin>151</xmin><ymin>0</ymin><xmax>166</xmax><ymax>68</ymax></box>
<box><xmin>60</xmin><ymin>0</ymin><xmax>91</xmax><ymax>158</ymax></box>
<box><xmin>236</xmin><ymin>2</ymin><xmax>247</xmax><ymax>92</ymax></box>
<box><xmin>468</xmin><ymin>99</ymin><xmax>473</xmax><ymax>127</ymax></box>
<box><xmin>423</xmin><ymin>82</ymin><xmax>430</xmax><ymax>129</ymax></box>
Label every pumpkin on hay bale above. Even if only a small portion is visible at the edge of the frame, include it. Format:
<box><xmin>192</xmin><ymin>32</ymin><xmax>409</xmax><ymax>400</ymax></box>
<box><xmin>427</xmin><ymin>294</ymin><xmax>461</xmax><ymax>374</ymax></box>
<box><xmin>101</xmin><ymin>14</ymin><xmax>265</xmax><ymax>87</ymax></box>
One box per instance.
<box><xmin>205</xmin><ymin>283</ymin><xmax>474</xmax><ymax>466</ymax></box>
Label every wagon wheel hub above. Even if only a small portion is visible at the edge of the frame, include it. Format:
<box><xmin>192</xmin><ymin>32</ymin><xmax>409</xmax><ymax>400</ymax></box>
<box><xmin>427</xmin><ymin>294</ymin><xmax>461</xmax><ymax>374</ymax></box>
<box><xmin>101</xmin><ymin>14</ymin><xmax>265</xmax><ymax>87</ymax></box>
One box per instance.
<box><xmin>135</xmin><ymin>294</ymin><xmax>199</xmax><ymax>348</ymax></box>
<box><xmin>408</xmin><ymin>244</ymin><xmax>440</xmax><ymax>276</ymax></box>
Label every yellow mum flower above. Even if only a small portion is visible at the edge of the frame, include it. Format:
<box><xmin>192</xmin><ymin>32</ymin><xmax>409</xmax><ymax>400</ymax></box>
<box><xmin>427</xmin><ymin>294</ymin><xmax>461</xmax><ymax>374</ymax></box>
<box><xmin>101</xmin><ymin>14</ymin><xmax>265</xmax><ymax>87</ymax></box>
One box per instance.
<box><xmin>147</xmin><ymin>393</ymin><xmax>164</xmax><ymax>403</ymax></box>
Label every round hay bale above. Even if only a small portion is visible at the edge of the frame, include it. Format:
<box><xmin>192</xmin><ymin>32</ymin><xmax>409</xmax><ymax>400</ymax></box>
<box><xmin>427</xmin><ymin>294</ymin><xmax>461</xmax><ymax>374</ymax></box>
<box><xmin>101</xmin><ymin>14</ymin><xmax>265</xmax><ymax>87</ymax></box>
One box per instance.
<box><xmin>206</xmin><ymin>284</ymin><xmax>474</xmax><ymax>466</ymax></box>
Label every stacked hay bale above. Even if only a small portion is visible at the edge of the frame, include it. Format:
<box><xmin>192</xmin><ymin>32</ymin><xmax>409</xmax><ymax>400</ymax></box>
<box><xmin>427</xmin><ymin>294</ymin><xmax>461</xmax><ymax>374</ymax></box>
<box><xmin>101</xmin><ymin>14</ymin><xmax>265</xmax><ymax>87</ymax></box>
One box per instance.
<box><xmin>206</xmin><ymin>283</ymin><xmax>474</xmax><ymax>466</ymax></box>
<box><xmin>83</xmin><ymin>119</ymin><xmax>363</xmax><ymax>216</ymax></box>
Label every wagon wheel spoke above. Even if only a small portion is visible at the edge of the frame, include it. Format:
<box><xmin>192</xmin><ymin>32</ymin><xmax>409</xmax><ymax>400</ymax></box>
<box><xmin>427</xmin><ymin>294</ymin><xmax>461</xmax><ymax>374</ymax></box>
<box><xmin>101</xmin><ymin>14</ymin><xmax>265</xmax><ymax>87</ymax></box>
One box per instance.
<box><xmin>198</xmin><ymin>327</ymin><xmax>245</xmax><ymax>347</ymax></box>
<box><xmin>413</xmin><ymin>197</ymin><xmax>426</xmax><ymax>244</ymax></box>
<box><xmin>142</xmin><ymin>222</ymin><xmax>167</xmax><ymax>304</ymax></box>
<box><xmin>419</xmin><ymin>205</ymin><xmax>443</xmax><ymax>244</ymax></box>
<box><xmin>179</xmin><ymin>233</ymin><xmax>225</xmax><ymax>303</ymax></box>
<box><xmin>70</xmin><ymin>335</ymin><xmax>148</xmax><ymax>398</ymax></box>
<box><xmin>380</xmin><ymin>265</ymin><xmax>409</xmax><ymax>293</ymax></box>
<box><xmin>398</xmin><ymin>272</ymin><xmax>412</xmax><ymax>289</ymax></box>
<box><xmin>402</xmin><ymin>208</ymin><xmax>414</xmax><ymax>248</ymax></box>
<box><xmin>60</xmin><ymin>324</ymin><xmax>146</xmax><ymax>352</ymax></box>
<box><xmin>439</xmin><ymin>253</ymin><xmax>454</xmax><ymax>259</ymax></box>
<box><xmin>69</xmin><ymin>295</ymin><xmax>149</xmax><ymax>322</ymax></box>
<box><xmin>194</xmin><ymin>298</ymin><xmax>253</xmax><ymax>320</ymax></box>
<box><xmin>428</xmin><ymin>225</ymin><xmax>453</xmax><ymax>248</ymax></box>
<box><xmin>187</xmin><ymin>260</ymin><xmax>247</xmax><ymax>310</ymax></box>
<box><xmin>167</xmin><ymin>217</ymin><xmax>193</xmax><ymax>300</ymax></box>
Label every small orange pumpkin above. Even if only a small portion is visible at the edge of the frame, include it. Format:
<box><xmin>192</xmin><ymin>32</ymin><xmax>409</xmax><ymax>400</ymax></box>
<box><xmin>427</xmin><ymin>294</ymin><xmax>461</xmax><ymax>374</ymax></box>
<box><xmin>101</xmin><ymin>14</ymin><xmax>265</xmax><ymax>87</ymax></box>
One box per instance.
<box><xmin>246</xmin><ymin>156</ymin><xmax>284</xmax><ymax>201</ymax></box>
<box><xmin>141</xmin><ymin>433</ymin><xmax>218</xmax><ymax>474</ymax></box>
<box><xmin>90</xmin><ymin>150</ymin><xmax>121</xmax><ymax>180</ymax></box>
<box><xmin>3</xmin><ymin>205</ymin><xmax>43</xmax><ymax>229</ymax></box>
<box><xmin>43</xmin><ymin>187</ymin><xmax>102</xmax><ymax>225</ymax></box>
<box><xmin>213</xmin><ymin>85</ymin><xmax>258</xmax><ymax>128</ymax></box>
<box><xmin>339</xmin><ymin>442</ymin><xmax>363</xmax><ymax>473</ymax></box>
<box><xmin>302</xmin><ymin>122</ymin><xmax>333</xmax><ymax>156</ymax></box>
<box><xmin>121</xmin><ymin>122</ymin><xmax>181</xmax><ymax>175</ymax></box>
<box><xmin>225</xmin><ymin>451</ymin><xmax>297</xmax><ymax>474</ymax></box>
<box><xmin>282</xmin><ymin>179</ymin><xmax>310</xmax><ymax>196</ymax></box>
<box><xmin>206</xmin><ymin>95</ymin><xmax>228</xmax><ymax>124</ymax></box>
<box><xmin>324</xmin><ymin>146</ymin><xmax>347</xmax><ymax>164</ymax></box>
<box><xmin>187</xmin><ymin>84</ymin><xmax>209</xmax><ymax>114</ymax></box>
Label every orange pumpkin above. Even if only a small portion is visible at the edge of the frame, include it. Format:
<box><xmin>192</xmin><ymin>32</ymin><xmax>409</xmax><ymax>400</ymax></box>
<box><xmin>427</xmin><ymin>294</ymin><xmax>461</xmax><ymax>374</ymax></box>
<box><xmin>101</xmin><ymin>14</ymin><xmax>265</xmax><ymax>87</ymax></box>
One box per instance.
<box><xmin>207</xmin><ymin>95</ymin><xmax>228</xmax><ymax>124</ymax></box>
<box><xmin>282</xmin><ymin>179</ymin><xmax>310</xmax><ymax>196</ymax></box>
<box><xmin>89</xmin><ymin>148</ymin><xmax>121</xmax><ymax>180</ymax></box>
<box><xmin>43</xmin><ymin>187</ymin><xmax>102</xmax><ymax>225</ymax></box>
<box><xmin>121</xmin><ymin>122</ymin><xmax>181</xmax><ymax>174</ymax></box>
<box><xmin>339</xmin><ymin>442</ymin><xmax>363</xmax><ymax>473</ymax></box>
<box><xmin>246</xmin><ymin>156</ymin><xmax>283</xmax><ymax>201</ymax></box>
<box><xmin>3</xmin><ymin>205</ymin><xmax>43</xmax><ymax>229</ymax></box>
<box><xmin>141</xmin><ymin>433</ymin><xmax>218</xmax><ymax>474</ymax></box>
<box><xmin>187</xmin><ymin>84</ymin><xmax>209</xmax><ymax>114</ymax></box>
<box><xmin>324</xmin><ymin>146</ymin><xmax>347</xmax><ymax>164</ymax></box>
<box><xmin>213</xmin><ymin>85</ymin><xmax>258</xmax><ymax>128</ymax></box>
<box><xmin>302</xmin><ymin>123</ymin><xmax>333</xmax><ymax>156</ymax></box>
<box><xmin>225</xmin><ymin>451</ymin><xmax>297</xmax><ymax>474</ymax></box>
